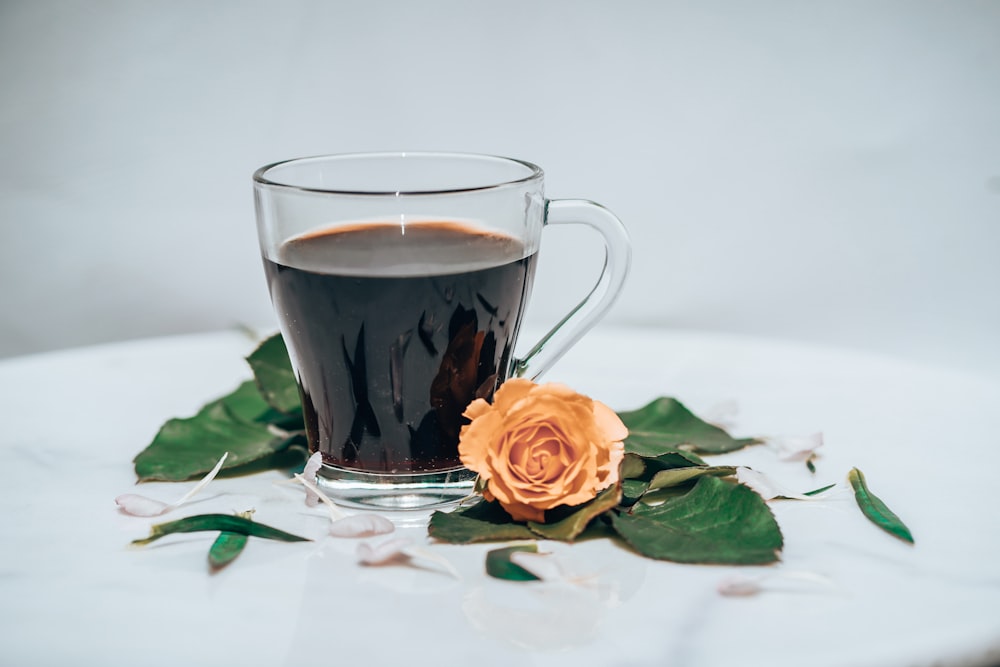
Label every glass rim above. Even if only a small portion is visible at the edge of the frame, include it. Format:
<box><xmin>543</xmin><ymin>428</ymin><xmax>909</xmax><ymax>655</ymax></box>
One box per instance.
<box><xmin>252</xmin><ymin>151</ymin><xmax>544</xmax><ymax>197</ymax></box>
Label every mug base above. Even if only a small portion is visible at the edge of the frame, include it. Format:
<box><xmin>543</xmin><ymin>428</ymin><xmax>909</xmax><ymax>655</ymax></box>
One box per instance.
<box><xmin>314</xmin><ymin>464</ymin><xmax>477</xmax><ymax>511</ymax></box>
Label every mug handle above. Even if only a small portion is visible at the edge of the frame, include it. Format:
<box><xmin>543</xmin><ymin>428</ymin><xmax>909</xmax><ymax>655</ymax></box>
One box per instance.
<box><xmin>513</xmin><ymin>199</ymin><xmax>632</xmax><ymax>380</ymax></box>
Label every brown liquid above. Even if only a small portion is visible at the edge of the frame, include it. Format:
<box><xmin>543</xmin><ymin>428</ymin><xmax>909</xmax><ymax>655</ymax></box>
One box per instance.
<box><xmin>263</xmin><ymin>221</ymin><xmax>536</xmax><ymax>473</ymax></box>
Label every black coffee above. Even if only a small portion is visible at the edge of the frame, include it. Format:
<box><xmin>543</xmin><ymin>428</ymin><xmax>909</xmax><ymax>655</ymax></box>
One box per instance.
<box><xmin>263</xmin><ymin>221</ymin><xmax>537</xmax><ymax>473</ymax></box>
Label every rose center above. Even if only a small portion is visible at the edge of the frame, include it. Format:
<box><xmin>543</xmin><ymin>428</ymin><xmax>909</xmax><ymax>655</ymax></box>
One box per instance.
<box><xmin>526</xmin><ymin>435</ymin><xmax>566</xmax><ymax>479</ymax></box>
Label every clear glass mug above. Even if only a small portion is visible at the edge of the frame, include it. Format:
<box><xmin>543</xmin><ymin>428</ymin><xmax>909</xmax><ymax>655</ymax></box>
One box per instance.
<box><xmin>253</xmin><ymin>152</ymin><xmax>630</xmax><ymax>510</ymax></box>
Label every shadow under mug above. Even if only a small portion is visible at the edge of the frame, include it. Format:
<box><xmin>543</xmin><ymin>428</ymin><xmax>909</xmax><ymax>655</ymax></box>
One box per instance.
<box><xmin>253</xmin><ymin>152</ymin><xmax>630</xmax><ymax>510</ymax></box>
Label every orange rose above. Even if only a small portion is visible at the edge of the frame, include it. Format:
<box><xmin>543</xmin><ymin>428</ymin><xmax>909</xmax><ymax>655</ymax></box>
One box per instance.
<box><xmin>457</xmin><ymin>379</ymin><xmax>628</xmax><ymax>523</ymax></box>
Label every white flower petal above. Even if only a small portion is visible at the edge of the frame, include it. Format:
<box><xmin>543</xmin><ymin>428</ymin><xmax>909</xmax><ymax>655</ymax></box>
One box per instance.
<box><xmin>329</xmin><ymin>514</ymin><xmax>395</xmax><ymax>538</ymax></box>
<box><xmin>717</xmin><ymin>575</ymin><xmax>763</xmax><ymax>596</ymax></box>
<box><xmin>736</xmin><ymin>467</ymin><xmax>822</xmax><ymax>501</ymax></box>
<box><xmin>115</xmin><ymin>452</ymin><xmax>228</xmax><ymax>517</ymax></box>
<box><xmin>114</xmin><ymin>494</ymin><xmax>171</xmax><ymax>517</ymax></box>
<box><xmin>356</xmin><ymin>539</ymin><xmax>460</xmax><ymax>579</ymax></box>
<box><xmin>508</xmin><ymin>551</ymin><xmax>600</xmax><ymax>586</ymax></box>
<box><xmin>401</xmin><ymin>545</ymin><xmax>462</xmax><ymax>580</ymax></box>
<box><xmin>173</xmin><ymin>452</ymin><xmax>229</xmax><ymax>505</ymax></box>
<box><xmin>292</xmin><ymin>473</ymin><xmax>347</xmax><ymax>520</ymax></box>
<box><xmin>302</xmin><ymin>452</ymin><xmax>323</xmax><ymax>507</ymax></box>
<box><xmin>736</xmin><ymin>467</ymin><xmax>788</xmax><ymax>500</ymax></box>
<box><xmin>357</xmin><ymin>537</ymin><xmax>413</xmax><ymax>565</ymax></box>
<box><xmin>718</xmin><ymin>570</ymin><xmax>836</xmax><ymax>597</ymax></box>
<box><xmin>765</xmin><ymin>433</ymin><xmax>824</xmax><ymax>462</ymax></box>
<box><xmin>703</xmin><ymin>399</ymin><xmax>740</xmax><ymax>430</ymax></box>
<box><xmin>509</xmin><ymin>551</ymin><xmax>564</xmax><ymax>582</ymax></box>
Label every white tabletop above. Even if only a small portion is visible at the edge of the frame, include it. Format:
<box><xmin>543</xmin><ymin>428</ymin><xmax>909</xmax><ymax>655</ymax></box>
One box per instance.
<box><xmin>1</xmin><ymin>327</ymin><xmax>998</xmax><ymax>667</ymax></box>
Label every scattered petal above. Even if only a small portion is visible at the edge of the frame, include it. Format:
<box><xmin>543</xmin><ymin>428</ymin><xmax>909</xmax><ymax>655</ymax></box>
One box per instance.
<box><xmin>703</xmin><ymin>399</ymin><xmax>740</xmax><ymax>430</ymax></box>
<box><xmin>736</xmin><ymin>467</ymin><xmax>837</xmax><ymax>501</ymax></box>
<box><xmin>292</xmin><ymin>473</ymin><xmax>397</xmax><ymax>537</ymax></box>
<box><xmin>292</xmin><ymin>473</ymin><xmax>347</xmax><ymax>520</ymax></box>
<box><xmin>357</xmin><ymin>538</ymin><xmax>460</xmax><ymax>579</ymax></box>
<box><xmin>115</xmin><ymin>452</ymin><xmax>229</xmax><ymax>516</ymax></box>
<box><xmin>717</xmin><ymin>575</ymin><xmax>763</xmax><ymax>596</ymax></box>
<box><xmin>114</xmin><ymin>494</ymin><xmax>171</xmax><ymax>517</ymax></box>
<box><xmin>329</xmin><ymin>514</ymin><xmax>395</xmax><ymax>538</ymax></box>
<box><xmin>764</xmin><ymin>433</ymin><xmax>824</xmax><ymax>462</ymax></box>
<box><xmin>506</xmin><ymin>551</ymin><xmax>601</xmax><ymax>587</ymax></box>
<box><xmin>174</xmin><ymin>452</ymin><xmax>230</xmax><ymax>504</ymax></box>
<box><xmin>509</xmin><ymin>550</ymin><xmax>564</xmax><ymax>582</ymax></box>
<box><xmin>302</xmin><ymin>452</ymin><xmax>323</xmax><ymax>507</ymax></box>
<box><xmin>357</xmin><ymin>537</ymin><xmax>415</xmax><ymax>565</ymax></box>
<box><xmin>401</xmin><ymin>545</ymin><xmax>462</xmax><ymax>580</ymax></box>
<box><xmin>718</xmin><ymin>570</ymin><xmax>836</xmax><ymax>597</ymax></box>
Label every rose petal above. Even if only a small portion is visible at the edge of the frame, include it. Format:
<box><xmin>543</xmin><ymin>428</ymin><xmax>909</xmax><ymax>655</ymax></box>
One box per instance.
<box><xmin>496</xmin><ymin>499</ymin><xmax>546</xmax><ymax>524</ymax></box>
<box><xmin>490</xmin><ymin>378</ymin><xmax>536</xmax><ymax>414</ymax></box>
<box><xmin>329</xmin><ymin>514</ymin><xmax>395</xmax><ymax>538</ymax></box>
<box><xmin>462</xmin><ymin>397</ymin><xmax>492</xmax><ymax>422</ymax></box>
<box><xmin>592</xmin><ymin>400</ymin><xmax>629</xmax><ymax>443</ymax></box>
<box><xmin>458</xmin><ymin>410</ymin><xmax>504</xmax><ymax>477</ymax></box>
<box><xmin>460</xmin><ymin>379</ymin><xmax>629</xmax><ymax>523</ymax></box>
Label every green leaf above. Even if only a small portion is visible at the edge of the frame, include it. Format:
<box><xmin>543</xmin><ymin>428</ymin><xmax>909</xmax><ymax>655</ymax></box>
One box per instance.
<box><xmin>848</xmin><ymin>468</ymin><xmax>914</xmax><ymax>544</ymax></box>
<box><xmin>208</xmin><ymin>531</ymin><xmax>249</xmax><ymax>570</ymax></box>
<box><xmin>208</xmin><ymin>512</ymin><xmax>256</xmax><ymax>570</ymax></box>
<box><xmin>640</xmin><ymin>449</ymin><xmax>707</xmax><ymax>470</ymax></box>
<box><xmin>134</xmin><ymin>401</ymin><xmax>289</xmax><ymax>482</ymax></box>
<box><xmin>208</xmin><ymin>510</ymin><xmax>255</xmax><ymax>570</ymax></box>
<box><xmin>609</xmin><ymin>476</ymin><xmax>783</xmax><ymax>564</ymax></box>
<box><xmin>635</xmin><ymin>485</ymin><xmax>694</xmax><ymax>506</ymax></box>
<box><xmin>527</xmin><ymin>484</ymin><xmax>623</xmax><ymax>541</ymax></box>
<box><xmin>485</xmin><ymin>544</ymin><xmax>540</xmax><ymax>581</ymax></box>
<box><xmin>620</xmin><ymin>453</ymin><xmax>647</xmax><ymax>479</ymax></box>
<box><xmin>428</xmin><ymin>501</ymin><xmax>538</xmax><ymax>544</ymax></box>
<box><xmin>804</xmin><ymin>482</ymin><xmax>836</xmax><ymax>497</ymax></box>
<box><xmin>218</xmin><ymin>381</ymin><xmax>305</xmax><ymax>431</ymax></box>
<box><xmin>618</xmin><ymin>397</ymin><xmax>759</xmax><ymax>456</ymax></box>
<box><xmin>246</xmin><ymin>334</ymin><xmax>301</xmax><ymax>414</ymax></box>
<box><xmin>622</xmin><ymin>479</ymin><xmax>649</xmax><ymax>505</ymax></box>
<box><xmin>131</xmin><ymin>513</ymin><xmax>311</xmax><ymax>546</ymax></box>
<box><xmin>647</xmin><ymin>465</ymin><xmax>737</xmax><ymax>491</ymax></box>
<box><xmin>213</xmin><ymin>380</ymin><xmax>274</xmax><ymax>423</ymax></box>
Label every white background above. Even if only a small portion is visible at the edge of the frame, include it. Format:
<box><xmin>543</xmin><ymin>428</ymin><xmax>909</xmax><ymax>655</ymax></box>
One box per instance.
<box><xmin>1</xmin><ymin>1</ymin><xmax>998</xmax><ymax>376</ymax></box>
